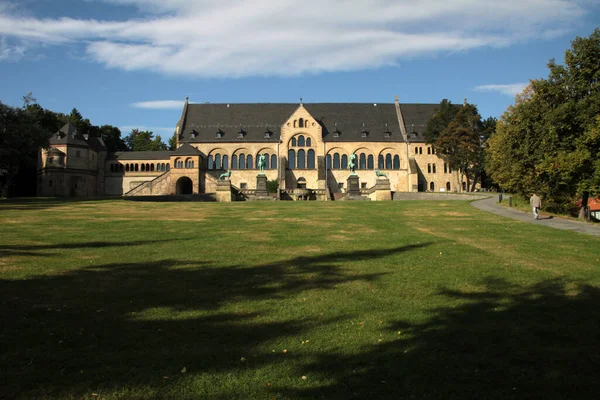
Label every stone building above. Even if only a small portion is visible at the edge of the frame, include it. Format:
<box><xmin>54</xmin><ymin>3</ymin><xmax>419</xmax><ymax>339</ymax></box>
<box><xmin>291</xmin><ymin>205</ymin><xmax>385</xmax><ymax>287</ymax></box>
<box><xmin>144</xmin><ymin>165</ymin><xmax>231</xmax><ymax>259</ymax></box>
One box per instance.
<box><xmin>38</xmin><ymin>97</ymin><xmax>469</xmax><ymax>200</ymax></box>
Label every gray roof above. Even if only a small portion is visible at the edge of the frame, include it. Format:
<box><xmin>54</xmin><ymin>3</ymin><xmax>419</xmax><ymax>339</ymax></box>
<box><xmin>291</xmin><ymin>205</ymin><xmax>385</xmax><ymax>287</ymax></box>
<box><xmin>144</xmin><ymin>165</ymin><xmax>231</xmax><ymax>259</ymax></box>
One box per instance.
<box><xmin>180</xmin><ymin>103</ymin><xmax>297</xmax><ymax>143</ymax></box>
<box><xmin>173</xmin><ymin>143</ymin><xmax>201</xmax><ymax>155</ymax></box>
<box><xmin>87</xmin><ymin>136</ymin><xmax>106</xmax><ymax>152</ymax></box>
<box><xmin>305</xmin><ymin>103</ymin><xmax>400</xmax><ymax>142</ymax></box>
<box><xmin>178</xmin><ymin>103</ymin><xmax>442</xmax><ymax>144</ymax></box>
<box><xmin>49</xmin><ymin>121</ymin><xmax>89</xmax><ymax>147</ymax></box>
<box><xmin>108</xmin><ymin>151</ymin><xmax>173</xmax><ymax>161</ymax></box>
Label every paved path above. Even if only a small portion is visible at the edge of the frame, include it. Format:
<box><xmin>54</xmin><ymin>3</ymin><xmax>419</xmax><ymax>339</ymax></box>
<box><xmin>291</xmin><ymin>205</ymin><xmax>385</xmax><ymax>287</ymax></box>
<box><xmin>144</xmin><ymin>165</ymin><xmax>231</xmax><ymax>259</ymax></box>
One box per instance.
<box><xmin>470</xmin><ymin>196</ymin><xmax>600</xmax><ymax>237</ymax></box>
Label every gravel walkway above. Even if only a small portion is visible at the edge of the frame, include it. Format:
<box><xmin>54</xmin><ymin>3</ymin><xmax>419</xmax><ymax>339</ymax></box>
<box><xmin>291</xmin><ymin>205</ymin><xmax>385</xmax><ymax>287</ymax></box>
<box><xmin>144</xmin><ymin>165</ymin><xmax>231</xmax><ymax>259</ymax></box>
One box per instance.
<box><xmin>470</xmin><ymin>196</ymin><xmax>600</xmax><ymax>237</ymax></box>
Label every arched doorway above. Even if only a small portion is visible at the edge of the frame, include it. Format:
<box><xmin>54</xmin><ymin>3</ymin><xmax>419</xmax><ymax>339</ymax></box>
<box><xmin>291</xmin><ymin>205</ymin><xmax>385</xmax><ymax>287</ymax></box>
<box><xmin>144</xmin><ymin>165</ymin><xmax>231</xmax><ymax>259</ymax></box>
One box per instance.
<box><xmin>176</xmin><ymin>177</ymin><xmax>193</xmax><ymax>195</ymax></box>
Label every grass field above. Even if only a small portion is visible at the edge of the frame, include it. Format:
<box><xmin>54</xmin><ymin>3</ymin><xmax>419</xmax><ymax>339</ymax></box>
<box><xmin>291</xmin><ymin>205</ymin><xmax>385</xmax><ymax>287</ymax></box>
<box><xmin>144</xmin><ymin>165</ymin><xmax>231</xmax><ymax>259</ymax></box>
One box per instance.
<box><xmin>1</xmin><ymin>198</ymin><xmax>600</xmax><ymax>400</ymax></box>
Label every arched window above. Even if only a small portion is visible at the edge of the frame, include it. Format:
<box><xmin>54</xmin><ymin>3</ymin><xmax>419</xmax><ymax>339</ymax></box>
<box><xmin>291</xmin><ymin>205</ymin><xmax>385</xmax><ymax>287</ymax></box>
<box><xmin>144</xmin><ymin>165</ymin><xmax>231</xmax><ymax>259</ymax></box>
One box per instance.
<box><xmin>446</xmin><ymin>182</ymin><xmax>451</xmax><ymax>191</ymax></box>
<box><xmin>263</xmin><ymin>153</ymin><xmax>270</xmax><ymax>169</ymax></box>
<box><xmin>306</xmin><ymin>137</ymin><xmax>312</xmax><ymax>147</ymax></box>
<box><xmin>433</xmin><ymin>164</ymin><xmax>436</xmax><ymax>173</ymax></box>
<box><xmin>162</xmin><ymin>163</ymin><xmax>166</xmax><ymax>171</ymax></box>
<box><xmin>298</xmin><ymin>135</ymin><xmax>305</xmax><ymax>147</ymax></box>
<box><xmin>135</xmin><ymin>164</ymin><xmax>139</xmax><ymax>171</ymax></box>
<box><xmin>151</xmin><ymin>164</ymin><xmax>155</xmax><ymax>172</ymax></box>
<box><xmin>247</xmin><ymin>155</ymin><xmax>253</xmax><ymax>169</ymax></box>
<box><xmin>444</xmin><ymin>163</ymin><xmax>448</xmax><ymax>174</ymax></box>
<box><xmin>385</xmin><ymin>154</ymin><xmax>392</xmax><ymax>170</ymax></box>
<box><xmin>419</xmin><ymin>147</ymin><xmax>423</xmax><ymax>154</ymax></box>
<box><xmin>415</xmin><ymin>147</ymin><xmax>418</xmax><ymax>154</ymax></box>
<box><xmin>297</xmin><ymin>149</ymin><xmax>306</xmax><ymax>169</ymax></box>
<box><xmin>430</xmin><ymin>182</ymin><xmax>435</xmax><ymax>191</ymax></box>
<box><xmin>307</xmin><ymin>149</ymin><xmax>315</xmax><ymax>169</ymax></box>
<box><xmin>299</xmin><ymin>118</ymin><xmax>304</xmax><ymax>128</ymax></box>
<box><xmin>288</xmin><ymin>149</ymin><xmax>296</xmax><ymax>169</ymax></box>
<box><xmin>428</xmin><ymin>164</ymin><xmax>431</xmax><ymax>173</ymax></box>
<box><xmin>141</xmin><ymin>163</ymin><xmax>145</xmax><ymax>172</ymax></box>
<box><xmin>125</xmin><ymin>164</ymin><xmax>129</xmax><ymax>172</ymax></box>
<box><xmin>166</xmin><ymin>163</ymin><xmax>170</xmax><ymax>171</ymax></box>
<box><xmin>378</xmin><ymin>155</ymin><xmax>384</xmax><ymax>170</ymax></box>
<box><xmin>271</xmin><ymin>155</ymin><xmax>277</xmax><ymax>169</ymax></box>
<box><xmin>333</xmin><ymin>153</ymin><xmax>340</xmax><ymax>169</ymax></box>
<box><xmin>341</xmin><ymin>154</ymin><xmax>348</xmax><ymax>170</ymax></box>
<box><xmin>239</xmin><ymin>154</ymin><xmax>246</xmax><ymax>169</ymax></box>
<box><xmin>208</xmin><ymin>155</ymin><xmax>214</xmax><ymax>170</ymax></box>
<box><xmin>326</xmin><ymin>154</ymin><xmax>332</xmax><ymax>169</ymax></box>
<box><xmin>231</xmin><ymin>155</ymin><xmax>238</xmax><ymax>169</ymax></box>
<box><xmin>367</xmin><ymin>155</ymin><xmax>374</xmax><ymax>170</ymax></box>
<box><xmin>222</xmin><ymin>155</ymin><xmax>228</xmax><ymax>170</ymax></box>
<box><xmin>432</xmin><ymin>147</ymin><xmax>435</xmax><ymax>155</ymax></box>
<box><xmin>359</xmin><ymin>153</ymin><xmax>366</xmax><ymax>170</ymax></box>
<box><xmin>215</xmin><ymin>154</ymin><xmax>221</xmax><ymax>169</ymax></box>
<box><xmin>393</xmin><ymin>155</ymin><xmax>400</xmax><ymax>170</ymax></box>
<box><xmin>291</xmin><ymin>137</ymin><xmax>297</xmax><ymax>147</ymax></box>
<box><xmin>427</xmin><ymin>147</ymin><xmax>431</xmax><ymax>155</ymax></box>
<box><xmin>462</xmin><ymin>182</ymin><xmax>467</xmax><ymax>191</ymax></box>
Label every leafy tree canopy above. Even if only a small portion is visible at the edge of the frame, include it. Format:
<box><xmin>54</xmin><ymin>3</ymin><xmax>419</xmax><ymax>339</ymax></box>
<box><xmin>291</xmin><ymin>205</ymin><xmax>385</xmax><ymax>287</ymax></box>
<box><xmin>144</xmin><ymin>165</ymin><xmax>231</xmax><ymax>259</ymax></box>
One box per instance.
<box><xmin>486</xmin><ymin>29</ymin><xmax>600</xmax><ymax>212</ymax></box>
<box><xmin>168</xmin><ymin>131</ymin><xmax>178</xmax><ymax>151</ymax></box>
<box><xmin>124</xmin><ymin>129</ymin><xmax>168</xmax><ymax>152</ymax></box>
<box><xmin>424</xmin><ymin>100</ymin><xmax>494</xmax><ymax>191</ymax></box>
<box><xmin>0</xmin><ymin>102</ymin><xmax>52</xmax><ymax>197</ymax></box>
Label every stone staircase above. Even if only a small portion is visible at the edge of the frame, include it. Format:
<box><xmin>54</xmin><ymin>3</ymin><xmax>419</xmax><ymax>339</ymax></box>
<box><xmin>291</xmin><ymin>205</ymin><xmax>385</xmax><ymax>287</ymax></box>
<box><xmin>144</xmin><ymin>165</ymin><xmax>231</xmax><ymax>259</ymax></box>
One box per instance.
<box><xmin>124</xmin><ymin>171</ymin><xmax>171</xmax><ymax>196</ymax></box>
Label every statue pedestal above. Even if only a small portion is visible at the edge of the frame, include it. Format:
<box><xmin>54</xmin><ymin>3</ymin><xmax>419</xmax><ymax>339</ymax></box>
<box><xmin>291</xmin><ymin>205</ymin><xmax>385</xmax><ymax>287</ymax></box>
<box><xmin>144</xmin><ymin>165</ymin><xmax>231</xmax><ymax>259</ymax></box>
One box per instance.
<box><xmin>253</xmin><ymin>174</ymin><xmax>272</xmax><ymax>200</ymax></box>
<box><xmin>342</xmin><ymin>174</ymin><xmax>366</xmax><ymax>200</ymax></box>
<box><xmin>374</xmin><ymin>177</ymin><xmax>392</xmax><ymax>201</ymax></box>
<box><xmin>216</xmin><ymin>180</ymin><xmax>232</xmax><ymax>202</ymax></box>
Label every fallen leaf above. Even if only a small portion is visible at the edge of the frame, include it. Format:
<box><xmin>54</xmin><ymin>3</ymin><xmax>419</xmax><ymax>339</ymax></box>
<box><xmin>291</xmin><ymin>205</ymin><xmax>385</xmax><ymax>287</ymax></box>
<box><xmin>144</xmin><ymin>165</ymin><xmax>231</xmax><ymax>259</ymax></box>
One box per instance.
<box><xmin>180</xmin><ymin>367</ymin><xmax>187</xmax><ymax>374</ymax></box>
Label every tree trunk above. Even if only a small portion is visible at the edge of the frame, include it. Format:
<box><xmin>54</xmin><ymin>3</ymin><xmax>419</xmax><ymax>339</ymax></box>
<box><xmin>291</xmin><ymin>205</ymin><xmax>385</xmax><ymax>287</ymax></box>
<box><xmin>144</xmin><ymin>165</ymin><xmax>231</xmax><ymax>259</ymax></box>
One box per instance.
<box><xmin>579</xmin><ymin>191</ymin><xmax>590</xmax><ymax>221</ymax></box>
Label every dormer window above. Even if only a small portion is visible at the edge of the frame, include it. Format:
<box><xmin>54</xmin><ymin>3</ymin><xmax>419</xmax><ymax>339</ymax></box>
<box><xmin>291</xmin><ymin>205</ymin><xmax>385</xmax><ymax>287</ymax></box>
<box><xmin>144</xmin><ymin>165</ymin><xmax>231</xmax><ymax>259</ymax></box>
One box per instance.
<box><xmin>361</xmin><ymin>124</ymin><xmax>369</xmax><ymax>138</ymax></box>
<box><xmin>190</xmin><ymin>130</ymin><xmax>197</xmax><ymax>139</ymax></box>
<box><xmin>216</xmin><ymin>129</ymin><xmax>224</xmax><ymax>139</ymax></box>
<box><xmin>238</xmin><ymin>129</ymin><xmax>246</xmax><ymax>139</ymax></box>
<box><xmin>264</xmin><ymin>128</ymin><xmax>272</xmax><ymax>139</ymax></box>
<box><xmin>333</xmin><ymin>123</ymin><xmax>341</xmax><ymax>138</ymax></box>
<box><xmin>57</xmin><ymin>132</ymin><xmax>64</xmax><ymax>139</ymax></box>
<box><xmin>384</xmin><ymin>124</ymin><xmax>391</xmax><ymax>138</ymax></box>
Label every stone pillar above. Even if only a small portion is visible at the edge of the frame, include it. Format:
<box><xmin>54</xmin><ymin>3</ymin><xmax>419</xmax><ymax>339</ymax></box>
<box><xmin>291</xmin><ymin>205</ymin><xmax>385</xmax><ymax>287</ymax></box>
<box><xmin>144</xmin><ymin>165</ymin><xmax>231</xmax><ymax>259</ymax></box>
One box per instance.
<box><xmin>216</xmin><ymin>180</ymin><xmax>232</xmax><ymax>202</ymax></box>
<box><xmin>374</xmin><ymin>177</ymin><xmax>392</xmax><ymax>201</ymax></box>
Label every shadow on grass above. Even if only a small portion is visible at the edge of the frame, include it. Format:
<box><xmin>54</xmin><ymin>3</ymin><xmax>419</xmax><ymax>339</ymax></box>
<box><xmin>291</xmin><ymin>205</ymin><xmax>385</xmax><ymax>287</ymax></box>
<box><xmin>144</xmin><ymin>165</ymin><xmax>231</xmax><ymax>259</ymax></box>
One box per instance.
<box><xmin>0</xmin><ymin>243</ymin><xmax>429</xmax><ymax>399</ymax></box>
<box><xmin>0</xmin><ymin>197</ymin><xmax>123</xmax><ymax>211</ymax></box>
<box><xmin>0</xmin><ymin>239</ymin><xmax>184</xmax><ymax>257</ymax></box>
<box><xmin>284</xmin><ymin>277</ymin><xmax>600</xmax><ymax>399</ymax></box>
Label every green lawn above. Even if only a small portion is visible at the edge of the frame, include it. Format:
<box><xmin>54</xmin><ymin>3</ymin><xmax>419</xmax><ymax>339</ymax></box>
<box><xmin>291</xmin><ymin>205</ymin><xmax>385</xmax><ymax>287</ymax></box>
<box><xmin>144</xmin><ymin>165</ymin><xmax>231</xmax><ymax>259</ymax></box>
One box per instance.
<box><xmin>1</xmin><ymin>199</ymin><xmax>599</xmax><ymax>399</ymax></box>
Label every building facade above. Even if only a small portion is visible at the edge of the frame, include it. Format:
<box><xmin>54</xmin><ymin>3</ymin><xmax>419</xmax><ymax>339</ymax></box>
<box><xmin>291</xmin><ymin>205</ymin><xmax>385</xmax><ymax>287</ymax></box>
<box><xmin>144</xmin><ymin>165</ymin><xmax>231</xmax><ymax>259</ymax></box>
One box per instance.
<box><xmin>38</xmin><ymin>97</ymin><xmax>468</xmax><ymax>199</ymax></box>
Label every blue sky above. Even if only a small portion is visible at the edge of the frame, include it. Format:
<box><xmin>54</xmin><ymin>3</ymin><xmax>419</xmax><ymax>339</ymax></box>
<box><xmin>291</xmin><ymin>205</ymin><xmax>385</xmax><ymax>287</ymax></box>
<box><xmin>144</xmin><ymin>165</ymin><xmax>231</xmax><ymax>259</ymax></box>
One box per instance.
<box><xmin>1</xmin><ymin>0</ymin><xmax>598</xmax><ymax>140</ymax></box>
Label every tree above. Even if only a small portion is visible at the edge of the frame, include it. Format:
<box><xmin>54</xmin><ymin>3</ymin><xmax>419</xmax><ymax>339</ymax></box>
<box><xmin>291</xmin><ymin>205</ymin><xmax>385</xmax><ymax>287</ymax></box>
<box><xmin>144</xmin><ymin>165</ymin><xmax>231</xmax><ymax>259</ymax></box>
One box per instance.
<box><xmin>424</xmin><ymin>100</ymin><xmax>493</xmax><ymax>191</ymax></box>
<box><xmin>486</xmin><ymin>29</ymin><xmax>600</xmax><ymax>216</ymax></box>
<box><xmin>98</xmin><ymin>125</ymin><xmax>127</xmax><ymax>153</ymax></box>
<box><xmin>124</xmin><ymin>129</ymin><xmax>168</xmax><ymax>151</ymax></box>
<box><xmin>0</xmin><ymin>102</ymin><xmax>52</xmax><ymax>197</ymax></box>
<box><xmin>168</xmin><ymin>131</ymin><xmax>178</xmax><ymax>151</ymax></box>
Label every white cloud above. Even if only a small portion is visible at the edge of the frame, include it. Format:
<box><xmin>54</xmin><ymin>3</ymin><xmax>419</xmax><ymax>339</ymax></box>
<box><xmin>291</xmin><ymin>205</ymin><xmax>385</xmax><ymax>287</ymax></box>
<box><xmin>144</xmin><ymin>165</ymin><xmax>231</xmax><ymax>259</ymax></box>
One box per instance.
<box><xmin>131</xmin><ymin>100</ymin><xmax>185</xmax><ymax>109</ymax></box>
<box><xmin>474</xmin><ymin>83</ymin><xmax>529</xmax><ymax>96</ymax></box>
<box><xmin>0</xmin><ymin>36</ymin><xmax>25</xmax><ymax>61</ymax></box>
<box><xmin>0</xmin><ymin>0</ymin><xmax>588</xmax><ymax>76</ymax></box>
